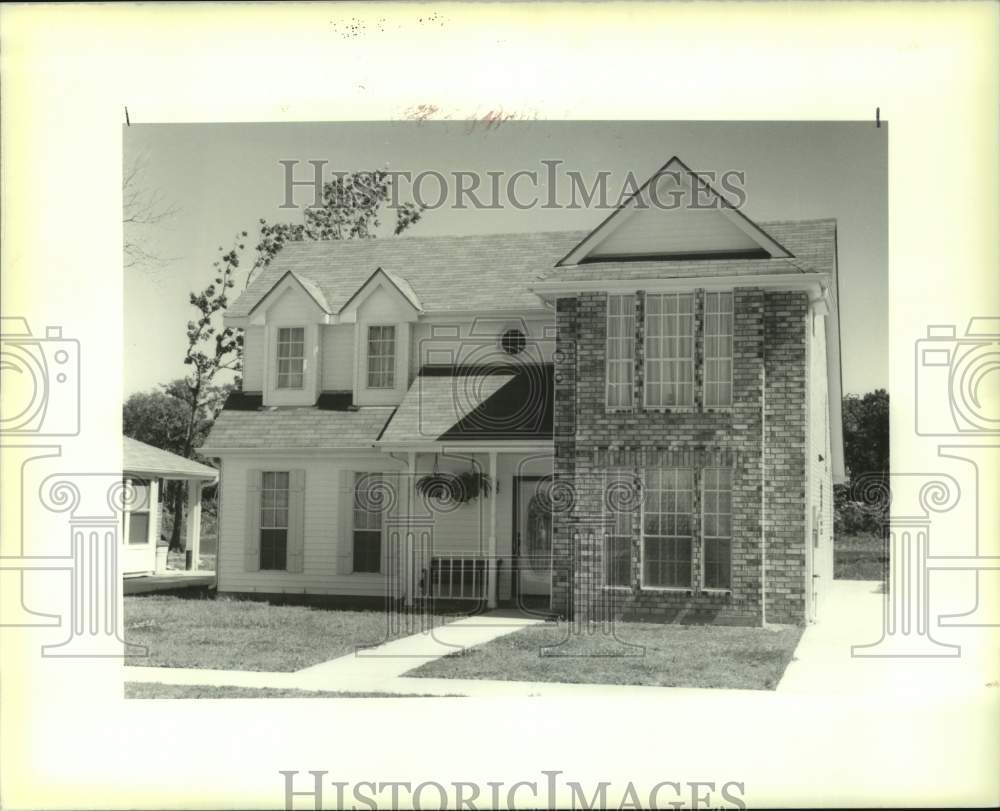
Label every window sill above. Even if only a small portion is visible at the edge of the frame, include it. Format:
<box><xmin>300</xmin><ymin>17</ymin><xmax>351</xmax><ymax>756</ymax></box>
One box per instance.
<box><xmin>701</xmin><ymin>588</ymin><xmax>733</xmax><ymax>596</ymax></box>
<box><xmin>642</xmin><ymin>406</ymin><xmax>697</xmax><ymax>414</ymax></box>
<box><xmin>640</xmin><ymin>586</ymin><xmax>694</xmax><ymax>595</ymax></box>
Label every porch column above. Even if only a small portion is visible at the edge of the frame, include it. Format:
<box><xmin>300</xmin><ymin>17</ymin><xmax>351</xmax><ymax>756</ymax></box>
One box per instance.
<box><xmin>185</xmin><ymin>479</ymin><xmax>203</xmax><ymax>571</ymax></box>
<box><xmin>487</xmin><ymin>451</ymin><xmax>498</xmax><ymax>609</ymax></box>
<box><xmin>406</xmin><ymin>451</ymin><xmax>416</xmax><ymax>607</ymax></box>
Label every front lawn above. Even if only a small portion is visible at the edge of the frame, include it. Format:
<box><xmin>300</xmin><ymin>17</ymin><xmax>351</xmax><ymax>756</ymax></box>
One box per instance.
<box><xmin>124</xmin><ymin>594</ymin><xmax>406</xmax><ymax>672</ymax></box>
<box><xmin>835</xmin><ymin>532</ymin><xmax>887</xmax><ymax>580</ymax></box>
<box><xmin>125</xmin><ymin>683</ymin><xmax>454</xmax><ymax>699</ymax></box>
<box><xmin>408</xmin><ymin>622</ymin><xmax>802</xmax><ymax>690</ymax></box>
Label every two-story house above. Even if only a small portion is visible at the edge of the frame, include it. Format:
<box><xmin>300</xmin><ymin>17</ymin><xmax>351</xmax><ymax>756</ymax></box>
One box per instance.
<box><xmin>200</xmin><ymin>157</ymin><xmax>845</xmax><ymax>626</ymax></box>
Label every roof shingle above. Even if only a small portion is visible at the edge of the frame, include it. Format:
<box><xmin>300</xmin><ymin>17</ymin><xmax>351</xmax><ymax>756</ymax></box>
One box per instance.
<box><xmin>227</xmin><ymin>219</ymin><xmax>835</xmax><ymax>319</ymax></box>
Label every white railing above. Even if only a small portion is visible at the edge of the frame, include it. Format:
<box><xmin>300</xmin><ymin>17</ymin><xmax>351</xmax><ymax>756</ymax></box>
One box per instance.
<box><xmin>424</xmin><ymin>555</ymin><xmax>490</xmax><ymax>600</ymax></box>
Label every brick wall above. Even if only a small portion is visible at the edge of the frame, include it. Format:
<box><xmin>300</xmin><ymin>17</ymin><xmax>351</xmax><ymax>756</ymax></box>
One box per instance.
<box><xmin>552</xmin><ymin>288</ymin><xmax>809</xmax><ymax>626</ymax></box>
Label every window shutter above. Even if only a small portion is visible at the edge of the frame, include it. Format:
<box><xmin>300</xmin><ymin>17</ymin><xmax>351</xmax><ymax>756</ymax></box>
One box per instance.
<box><xmin>285</xmin><ymin>469</ymin><xmax>306</xmax><ymax>573</ymax></box>
<box><xmin>245</xmin><ymin>469</ymin><xmax>262</xmax><ymax>572</ymax></box>
<box><xmin>337</xmin><ymin>470</ymin><xmax>355</xmax><ymax>574</ymax></box>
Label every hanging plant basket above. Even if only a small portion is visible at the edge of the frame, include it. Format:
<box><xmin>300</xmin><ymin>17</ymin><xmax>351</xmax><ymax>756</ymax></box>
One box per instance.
<box><xmin>416</xmin><ymin>471</ymin><xmax>496</xmax><ymax>504</ymax></box>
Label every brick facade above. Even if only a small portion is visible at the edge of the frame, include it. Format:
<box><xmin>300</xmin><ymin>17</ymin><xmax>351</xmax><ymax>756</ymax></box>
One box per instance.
<box><xmin>552</xmin><ymin>288</ymin><xmax>810</xmax><ymax>626</ymax></box>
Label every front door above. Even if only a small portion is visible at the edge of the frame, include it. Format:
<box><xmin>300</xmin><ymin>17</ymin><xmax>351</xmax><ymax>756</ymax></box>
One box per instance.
<box><xmin>513</xmin><ymin>476</ymin><xmax>553</xmax><ymax>604</ymax></box>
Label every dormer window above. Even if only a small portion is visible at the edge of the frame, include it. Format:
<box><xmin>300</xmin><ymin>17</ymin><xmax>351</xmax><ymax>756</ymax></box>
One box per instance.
<box><xmin>366</xmin><ymin>325</ymin><xmax>396</xmax><ymax>389</ymax></box>
<box><xmin>276</xmin><ymin>327</ymin><xmax>305</xmax><ymax>389</ymax></box>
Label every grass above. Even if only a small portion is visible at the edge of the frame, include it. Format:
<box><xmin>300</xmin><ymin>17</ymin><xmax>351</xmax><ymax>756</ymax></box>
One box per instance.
<box><xmin>124</xmin><ymin>683</ymin><xmax>455</xmax><ymax>699</ymax></box>
<box><xmin>124</xmin><ymin>594</ymin><xmax>405</xmax><ymax>672</ymax></box>
<box><xmin>835</xmin><ymin>532</ymin><xmax>887</xmax><ymax>580</ymax></box>
<box><xmin>408</xmin><ymin>621</ymin><xmax>803</xmax><ymax>690</ymax></box>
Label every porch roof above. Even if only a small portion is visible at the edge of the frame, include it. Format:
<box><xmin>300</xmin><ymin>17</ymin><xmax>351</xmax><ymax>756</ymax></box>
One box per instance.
<box><xmin>379</xmin><ymin>364</ymin><xmax>554</xmax><ymax>446</ymax></box>
<box><xmin>123</xmin><ymin>437</ymin><xmax>219</xmax><ymax>481</ymax></box>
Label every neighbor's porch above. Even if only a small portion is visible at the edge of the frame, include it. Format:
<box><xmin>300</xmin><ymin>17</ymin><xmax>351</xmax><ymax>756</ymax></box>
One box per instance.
<box><xmin>122</xmin><ymin>437</ymin><xmax>219</xmax><ymax>578</ymax></box>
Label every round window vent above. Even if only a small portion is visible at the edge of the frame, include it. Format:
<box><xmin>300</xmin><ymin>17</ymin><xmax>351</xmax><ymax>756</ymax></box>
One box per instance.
<box><xmin>500</xmin><ymin>328</ymin><xmax>527</xmax><ymax>356</ymax></box>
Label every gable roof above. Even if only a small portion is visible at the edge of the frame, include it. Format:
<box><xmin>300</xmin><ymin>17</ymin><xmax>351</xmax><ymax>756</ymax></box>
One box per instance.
<box><xmin>556</xmin><ymin>156</ymin><xmax>793</xmax><ymax>266</ymax></box>
<box><xmin>534</xmin><ymin>219</ymin><xmax>836</xmax><ymax>285</ymax></box>
<box><xmin>227</xmin><ymin>218</ymin><xmax>836</xmax><ymax>322</ymax></box>
<box><xmin>123</xmin><ymin>437</ymin><xmax>219</xmax><ymax>481</ymax></box>
<box><xmin>228</xmin><ymin>231</ymin><xmax>585</xmax><ymax>320</ymax></box>
<box><xmin>246</xmin><ymin>269</ymin><xmax>332</xmax><ymax>317</ymax></box>
<box><xmin>337</xmin><ymin>266</ymin><xmax>423</xmax><ymax>315</ymax></box>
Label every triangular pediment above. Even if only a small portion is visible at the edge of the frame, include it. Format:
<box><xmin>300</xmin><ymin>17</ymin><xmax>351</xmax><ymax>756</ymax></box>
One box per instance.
<box><xmin>558</xmin><ymin>157</ymin><xmax>792</xmax><ymax>265</ymax></box>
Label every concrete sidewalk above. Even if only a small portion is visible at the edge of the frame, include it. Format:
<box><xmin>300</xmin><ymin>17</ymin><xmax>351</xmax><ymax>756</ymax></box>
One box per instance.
<box><xmin>777</xmin><ymin>579</ymin><xmax>998</xmax><ymax>695</ymax></box>
<box><xmin>125</xmin><ymin>611</ymin><xmax>549</xmax><ymax>695</ymax></box>
<box><xmin>125</xmin><ymin>582</ymin><xmax>998</xmax><ymax>697</ymax></box>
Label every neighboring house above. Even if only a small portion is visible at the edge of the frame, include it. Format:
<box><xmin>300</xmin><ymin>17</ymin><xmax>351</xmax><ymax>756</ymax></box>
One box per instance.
<box><xmin>201</xmin><ymin>157</ymin><xmax>845</xmax><ymax>626</ymax></box>
<box><xmin>122</xmin><ymin>436</ymin><xmax>218</xmax><ymax>576</ymax></box>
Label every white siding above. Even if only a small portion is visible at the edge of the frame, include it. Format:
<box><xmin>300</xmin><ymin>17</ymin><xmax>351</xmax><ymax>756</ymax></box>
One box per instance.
<box><xmin>353</xmin><ymin>286</ymin><xmax>413</xmax><ymax>406</ymax></box>
<box><xmin>321</xmin><ymin>324</ymin><xmax>354</xmax><ymax>390</ymax></box>
<box><xmin>216</xmin><ymin>449</ymin><xmax>553</xmax><ymax>598</ymax></box>
<box><xmin>262</xmin><ymin>287</ymin><xmax>325</xmax><ymax>407</ymax></box>
<box><xmin>217</xmin><ymin>451</ymin><xmax>403</xmax><ymax>596</ymax></box>
<box><xmin>242</xmin><ymin>326</ymin><xmax>264</xmax><ymax>392</ymax></box>
<box><xmin>807</xmin><ymin>311</ymin><xmax>835</xmax><ymax>620</ymax></box>
<box><xmin>591</xmin><ymin>176</ymin><xmax>760</xmax><ymax>257</ymax></box>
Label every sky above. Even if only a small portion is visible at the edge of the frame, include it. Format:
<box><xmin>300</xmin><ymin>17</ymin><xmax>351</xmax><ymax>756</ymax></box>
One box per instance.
<box><xmin>124</xmin><ymin>121</ymin><xmax>887</xmax><ymax>397</ymax></box>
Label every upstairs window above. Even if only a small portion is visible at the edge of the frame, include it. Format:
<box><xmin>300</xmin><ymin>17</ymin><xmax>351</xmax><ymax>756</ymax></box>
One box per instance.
<box><xmin>606</xmin><ymin>294</ymin><xmax>635</xmax><ymax>408</ymax></box>
<box><xmin>366</xmin><ymin>325</ymin><xmax>396</xmax><ymax>389</ymax></box>
<box><xmin>704</xmin><ymin>292</ymin><xmax>734</xmax><ymax>407</ymax></box>
<box><xmin>645</xmin><ymin>293</ymin><xmax>694</xmax><ymax>407</ymax></box>
<box><xmin>276</xmin><ymin>327</ymin><xmax>305</xmax><ymax>389</ymax></box>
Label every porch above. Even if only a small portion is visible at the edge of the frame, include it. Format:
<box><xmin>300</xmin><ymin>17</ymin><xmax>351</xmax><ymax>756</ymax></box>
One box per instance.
<box><xmin>381</xmin><ymin>447</ymin><xmax>557</xmax><ymax>612</ymax></box>
<box><xmin>376</xmin><ymin>360</ymin><xmax>558</xmax><ymax>611</ymax></box>
<box><xmin>122</xmin><ymin>436</ymin><xmax>219</xmax><ymax>577</ymax></box>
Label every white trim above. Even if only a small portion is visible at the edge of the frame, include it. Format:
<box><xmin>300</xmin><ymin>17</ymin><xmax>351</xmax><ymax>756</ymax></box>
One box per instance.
<box><xmin>226</xmin><ymin>305</ymin><xmax>552</xmax><ymax>330</ymax></box>
<box><xmin>531</xmin><ymin>273</ymin><xmax>827</xmax><ymax>298</ymax></box>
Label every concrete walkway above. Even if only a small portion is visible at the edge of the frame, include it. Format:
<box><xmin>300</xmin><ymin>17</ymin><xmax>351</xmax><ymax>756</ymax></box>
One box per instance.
<box><xmin>125</xmin><ymin>611</ymin><xmax>551</xmax><ymax>695</ymax></box>
<box><xmin>125</xmin><ymin>581</ymin><xmax>999</xmax><ymax>697</ymax></box>
<box><xmin>777</xmin><ymin>579</ymin><xmax>998</xmax><ymax>695</ymax></box>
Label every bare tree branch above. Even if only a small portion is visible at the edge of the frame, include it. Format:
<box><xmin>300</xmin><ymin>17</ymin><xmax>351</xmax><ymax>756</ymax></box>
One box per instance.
<box><xmin>124</xmin><ymin>151</ymin><xmax>180</xmax><ymax>270</ymax></box>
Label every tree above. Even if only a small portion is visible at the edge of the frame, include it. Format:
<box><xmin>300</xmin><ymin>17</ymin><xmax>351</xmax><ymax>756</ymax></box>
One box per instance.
<box><xmin>836</xmin><ymin>389</ymin><xmax>890</xmax><ymax>537</ymax></box>
<box><xmin>123</xmin><ymin>152</ymin><xmax>178</xmax><ymax>270</ymax></box>
<box><xmin>246</xmin><ymin>169</ymin><xmax>424</xmax><ymax>287</ymax></box>
<box><xmin>123</xmin><ymin>381</ymin><xmax>230</xmax><ymax>550</ymax></box>
<box><xmin>123</xmin><ymin>388</ymin><xmax>189</xmax><ymax>453</ymax></box>
<box><xmin>842</xmin><ymin>389</ymin><xmax>889</xmax><ymax>482</ymax></box>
